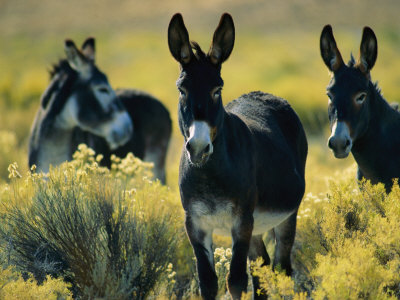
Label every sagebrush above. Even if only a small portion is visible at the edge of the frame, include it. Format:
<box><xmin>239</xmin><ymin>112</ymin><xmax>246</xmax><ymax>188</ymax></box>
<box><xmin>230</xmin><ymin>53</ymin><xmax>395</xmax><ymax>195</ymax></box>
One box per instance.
<box><xmin>0</xmin><ymin>145</ymin><xmax>184</xmax><ymax>299</ymax></box>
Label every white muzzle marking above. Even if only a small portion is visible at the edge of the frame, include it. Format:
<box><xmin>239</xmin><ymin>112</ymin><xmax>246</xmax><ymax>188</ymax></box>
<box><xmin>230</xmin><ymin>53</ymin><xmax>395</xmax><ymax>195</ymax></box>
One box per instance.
<box><xmin>329</xmin><ymin>120</ymin><xmax>352</xmax><ymax>158</ymax></box>
<box><xmin>105</xmin><ymin>111</ymin><xmax>133</xmax><ymax>150</ymax></box>
<box><xmin>187</xmin><ymin>121</ymin><xmax>213</xmax><ymax>162</ymax></box>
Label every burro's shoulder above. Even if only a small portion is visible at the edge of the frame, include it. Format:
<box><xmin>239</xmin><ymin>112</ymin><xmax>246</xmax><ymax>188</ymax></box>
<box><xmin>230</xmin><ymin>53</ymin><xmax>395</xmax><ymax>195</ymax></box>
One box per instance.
<box><xmin>225</xmin><ymin>91</ymin><xmax>298</xmax><ymax>127</ymax></box>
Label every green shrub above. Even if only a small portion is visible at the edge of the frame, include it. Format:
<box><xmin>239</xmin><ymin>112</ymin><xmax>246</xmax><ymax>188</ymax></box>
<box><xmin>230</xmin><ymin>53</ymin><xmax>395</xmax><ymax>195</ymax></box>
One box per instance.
<box><xmin>0</xmin><ymin>145</ymin><xmax>182</xmax><ymax>299</ymax></box>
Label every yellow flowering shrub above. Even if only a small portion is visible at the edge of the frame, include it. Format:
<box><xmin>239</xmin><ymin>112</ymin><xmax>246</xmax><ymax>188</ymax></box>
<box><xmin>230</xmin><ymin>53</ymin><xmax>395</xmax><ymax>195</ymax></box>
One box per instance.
<box><xmin>0</xmin><ymin>145</ymin><xmax>184</xmax><ymax>299</ymax></box>
<box><xmin>251</xmin><ymin>258</ymin><xmax>307</xmax><ymax>300</ymax></box>
<box><xmin>251</xmin><ymin>173</ymin><xmax>400</xmax><ymax>299</ymax></box>
<box><xmin>2</xmin><ymin>145</ymin><xmax>400</xmax><ymax>299</ymax></box>
<box><xmin>0</xmin><ymin>267</ymin><xmax>72</xmax><ymax>299</ymax></box>
<box><xmin>214</xmin><ymin>247</ymin><xmax>232</xmax><ymax>295</ymax></box>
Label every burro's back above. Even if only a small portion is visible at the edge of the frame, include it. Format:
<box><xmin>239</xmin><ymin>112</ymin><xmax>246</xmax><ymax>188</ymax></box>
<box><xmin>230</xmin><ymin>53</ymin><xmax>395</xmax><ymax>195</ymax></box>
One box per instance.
<box><xmin>226</xmin><ymin>91</ymin><xmax>308</xmax><ymax>211</ymax></box>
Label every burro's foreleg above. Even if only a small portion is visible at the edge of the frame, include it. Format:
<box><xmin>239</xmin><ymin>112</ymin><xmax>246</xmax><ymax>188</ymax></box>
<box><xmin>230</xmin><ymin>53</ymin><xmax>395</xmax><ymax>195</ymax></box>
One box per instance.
<box><xmin>228</xmin><ymin>212</ymin><xmax>254</xmax><ymax>300</ymax></box>
<box><xmin>185</xmin><ymin>214</ymin><xmax>218</xmax><ymax>300</ymax></box>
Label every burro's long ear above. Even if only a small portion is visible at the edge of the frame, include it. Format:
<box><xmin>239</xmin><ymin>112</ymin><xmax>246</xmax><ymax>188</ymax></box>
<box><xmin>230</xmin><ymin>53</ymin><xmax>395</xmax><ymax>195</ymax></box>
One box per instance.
<box><xmin>64</xmin><ymin>39</ymin><xmax>90</xmax><ymax>76</ymax></box>
<box><xmin>357</xmin><ymin>26</ymin><xmax>377</xmax><ymax>74</ymax></box>
<box><xmin>81</xmin><ymin>37</ymin><xmax>95</xmax><ymax>62</ymax></box>
<box><xmin>208</xmin><ymin>13</ymin><xmax>235</xmax><ymax>65</ymax></box>
<box><xmin>320</xmin><ymin>25</ymin><xmax>344</xmax><ymax>72</ymax></box>
<box><xmin>168</xmin><ymin>13</ymin><xmax>193</xmax><ymax>64</ymax></box>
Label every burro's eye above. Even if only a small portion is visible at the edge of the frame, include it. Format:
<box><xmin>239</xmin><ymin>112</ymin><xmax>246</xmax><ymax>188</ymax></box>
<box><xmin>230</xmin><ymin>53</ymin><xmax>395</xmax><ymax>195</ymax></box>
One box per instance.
<box><xmin>97</xmin><ymin>86</ymin><xmax>109</xmax><ymax>94</ymax></box>
<box><xmin>212</xmin><ymin>87</ymin><xmax>222</xmax><ymax>101</ymax></box>
<box><xmin>326</xmin><ymin>92</ymin><xmax>333</xmax><ymax>103</ymax></box>
<box><xmin>178</xmin><ymin>87</ymin><xmax>187</xmax><ymax>99</ymax></box>
<box><xmin>326</xmin><ymin>91</ymin><xmax>333</xmax><ymax>106</ymax></box>
<box><xmin>355</xmin><ymin>92</ymin><xmax>367</xmax><ymax>104</ymax></box>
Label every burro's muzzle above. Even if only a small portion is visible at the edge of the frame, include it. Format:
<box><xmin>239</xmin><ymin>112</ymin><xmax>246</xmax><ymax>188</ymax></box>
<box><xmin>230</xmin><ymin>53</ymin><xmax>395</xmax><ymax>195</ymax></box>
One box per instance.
<box><xmin>185</xmin><ymin>121</ymin><xmax>213</xmax><ymax>165</ymax></box>
<box><xmin>328</xmin><ymin>120</ymin><xmax>352</xmax><ymax>158</ymax></box>
<box><xmin>104</xmin><ymin>111</ymin><xmax>133</xmax><ymax>150</ymax></box>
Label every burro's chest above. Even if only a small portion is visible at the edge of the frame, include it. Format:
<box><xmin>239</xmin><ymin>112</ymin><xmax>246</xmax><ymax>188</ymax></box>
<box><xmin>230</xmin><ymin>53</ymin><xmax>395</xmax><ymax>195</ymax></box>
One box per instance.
<box><xmin>189</xmin><ymin>200</ymin><xmax>293</xmax><ymax>236</ymax></box>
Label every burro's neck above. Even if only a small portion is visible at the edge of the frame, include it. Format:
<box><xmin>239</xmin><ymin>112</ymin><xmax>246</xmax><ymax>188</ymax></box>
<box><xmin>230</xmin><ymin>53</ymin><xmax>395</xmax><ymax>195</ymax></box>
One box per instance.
<box><xmin>351</xmin><ymin>88</ymin><xmax>399</xmax><ymax>183</ymax></box>
<box><xmin>35</xmin><ymin>126</ymin><xmax>74</xmax><ymax>174</ymax></box>
<box><xmin>33</xmin><ymin>102</ymin><xmax>78</xmax><ymax>173</ymax></box>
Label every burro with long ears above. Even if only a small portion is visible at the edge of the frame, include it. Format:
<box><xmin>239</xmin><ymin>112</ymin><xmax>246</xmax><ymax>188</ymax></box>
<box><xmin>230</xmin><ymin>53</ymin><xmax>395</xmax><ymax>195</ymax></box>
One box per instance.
<box><xmin>29</xmin><ymin>38</ymin><xmax>171</xmax><ymax>183</ymax></box>
<box><xmin>320</xmin><ymin>25</ymin><xmax>400</xmax><ymax>191</ymax></box>
<box><xmin>29</xmin><ymin>38</ymin><xmax>133</xmax><ymax>173</ymax></box>
<box><xmin>168</xmin><ymin>13</ymin><xmax>307</xmax><ymax>299</ymax></box>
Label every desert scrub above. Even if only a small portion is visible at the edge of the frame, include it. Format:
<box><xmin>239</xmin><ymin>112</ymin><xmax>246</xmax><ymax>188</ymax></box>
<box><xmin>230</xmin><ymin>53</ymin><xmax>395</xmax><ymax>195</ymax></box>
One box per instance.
<box><xmin>180</xmin><ymin>247</ymin><xmax>233</xmax><ymax>300</ymax></box>
<box><xmin>214</xmin><ymin>247</ymin><xmax>232</xmax><ymax>296</ymax></box>
<box><xmin>251</xmin><ymin>258</ymin><xmax>307</xmax><ymax>300</ymax></box>
<box><xmin>0</xmin><ymin>146</ymin><xmax>183</xmax><ymax>299</ymax></box>
<box><xmin>252</xmin><ymin>174</ymin><xmax>400</xmax><ymax>299</ymax></box>
<box><xmin>0</xmin><ymin>266</ymin><xmax>72</xmax><ymax>299</ymax></box>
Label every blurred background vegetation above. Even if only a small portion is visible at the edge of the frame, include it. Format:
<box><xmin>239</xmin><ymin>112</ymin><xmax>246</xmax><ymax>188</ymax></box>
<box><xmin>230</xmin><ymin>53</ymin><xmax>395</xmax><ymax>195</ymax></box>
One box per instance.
<box><xmin>1</xmin><ymin>0</ymin><xmax>400</xmax><ymax>298</ymax></box>
<box><xmin>1</xmin><ymin>0</ymin><xmax>400</xmax><ymax>189</ymax></box>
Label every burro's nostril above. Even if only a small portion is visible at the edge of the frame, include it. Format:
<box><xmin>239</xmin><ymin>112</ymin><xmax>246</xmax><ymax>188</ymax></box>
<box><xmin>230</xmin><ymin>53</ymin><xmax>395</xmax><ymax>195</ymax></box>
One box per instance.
<box><xmin>186</xmin><ymin>141</ymin><xmax>192</xmax><ymax>152</ymax></box>
<box><xmin>204</xmin><ymin>144</ymin><xmax>210</xmax><ymax>154</ymax></box>
<box><xmin>328</xmin><ymin>138</ymin><xmax>334</xmax><ymax>149</ymax></box>
<box><xmin>328</xmin><ymin>121</ymin><xmax>351</xmax><ymax>158</ymax></box>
